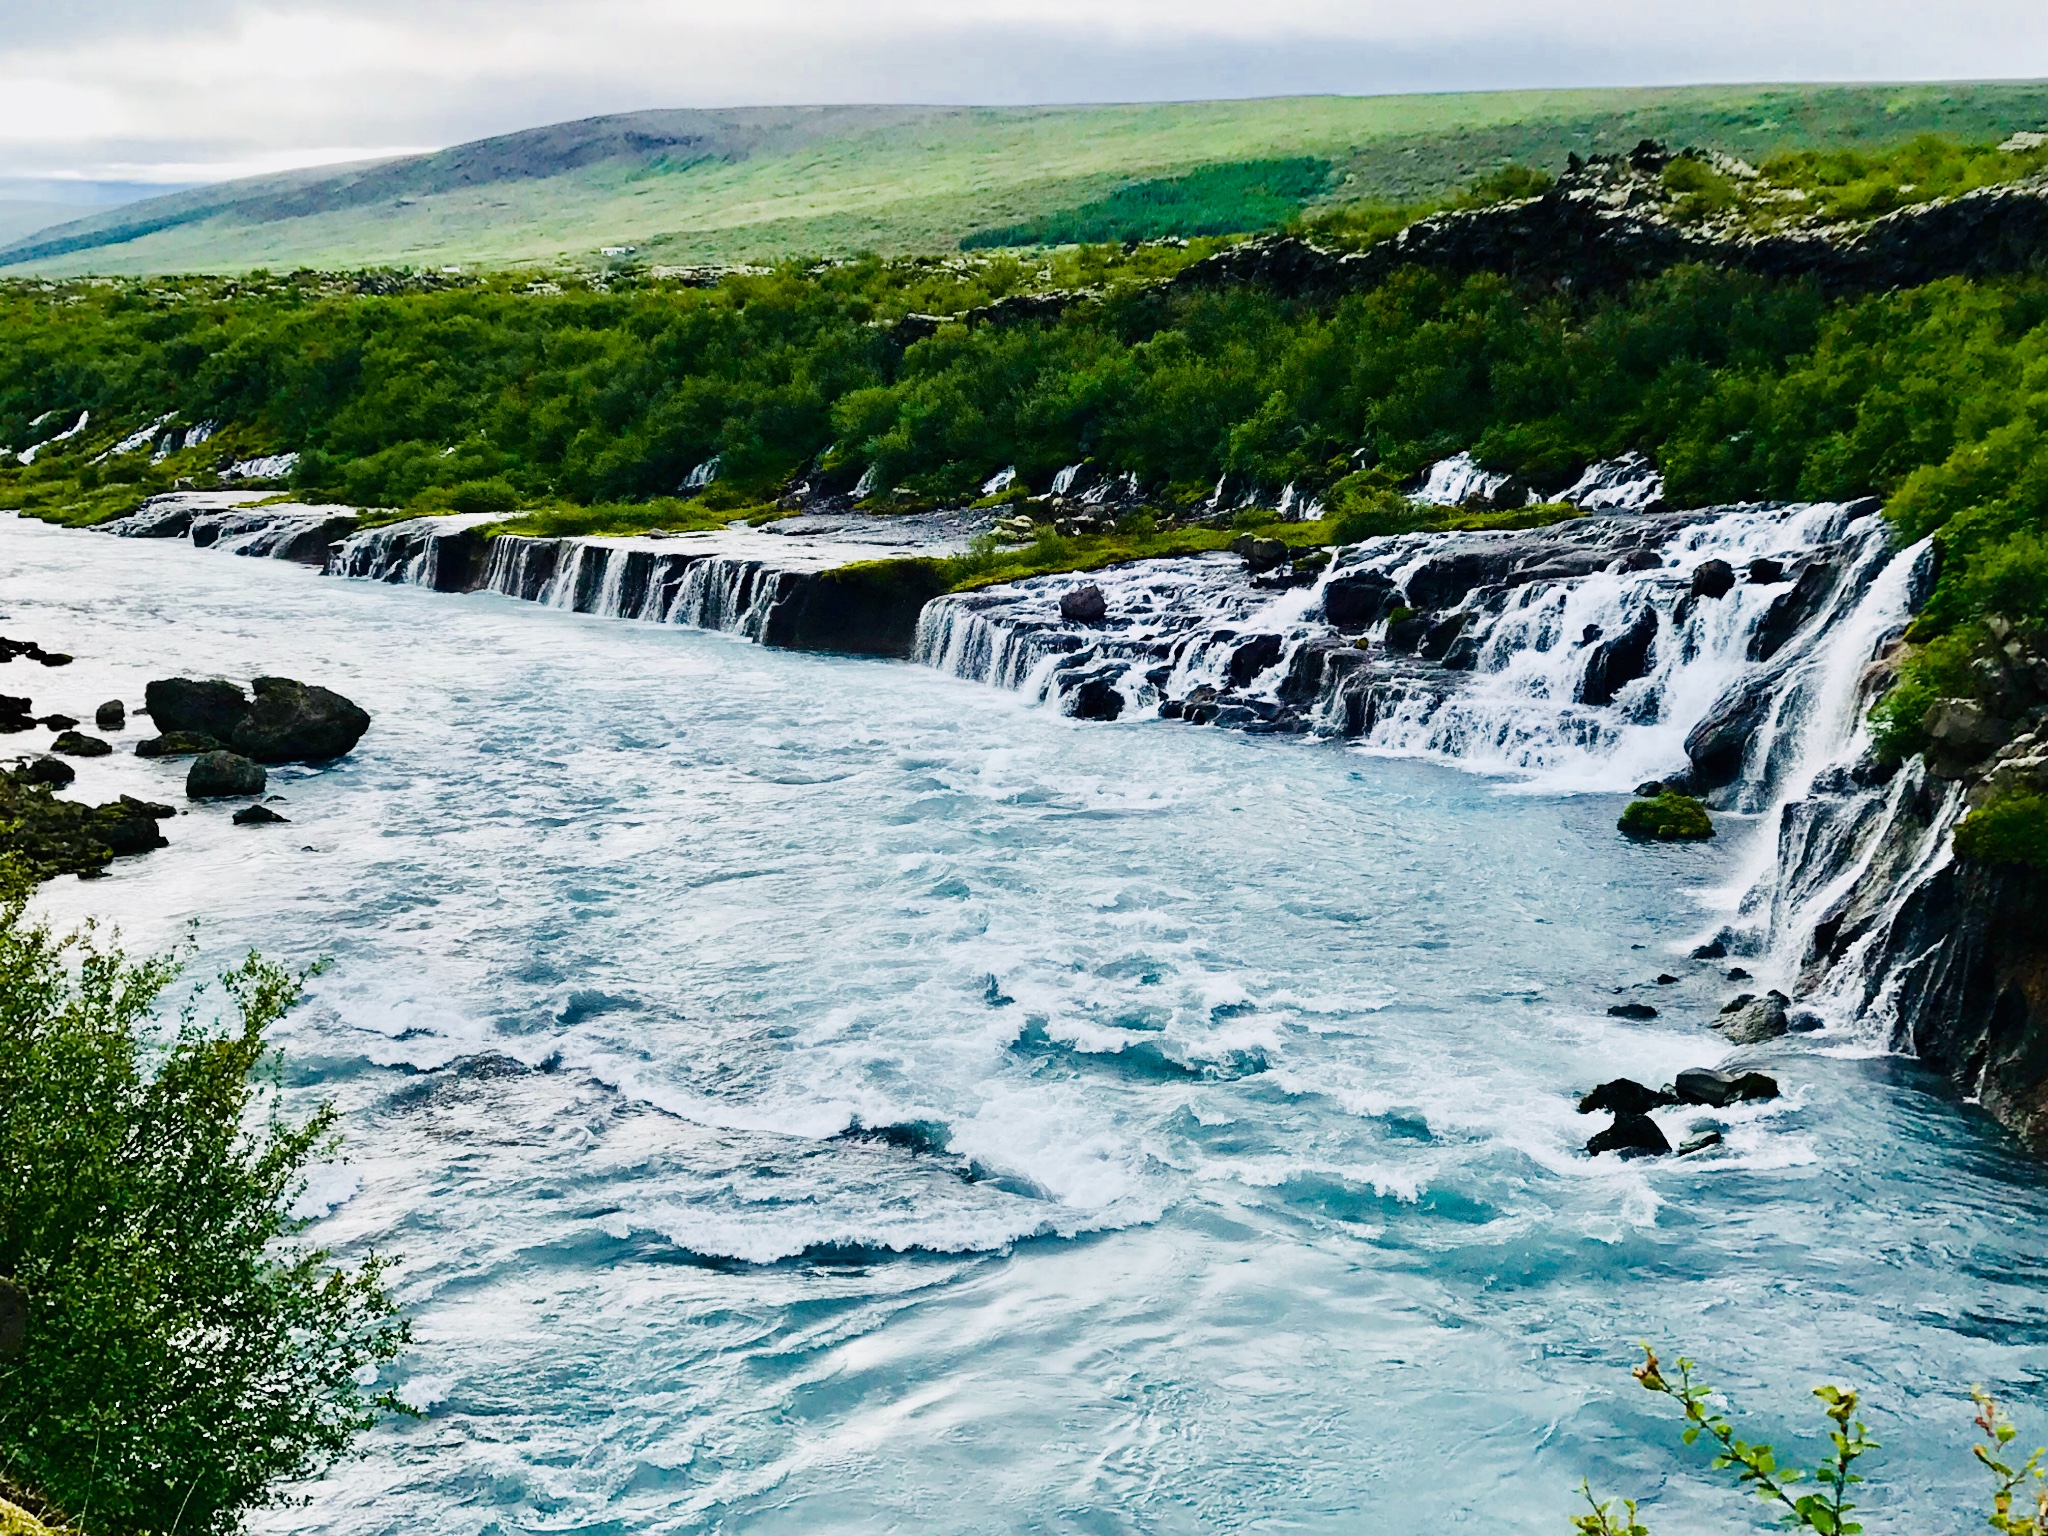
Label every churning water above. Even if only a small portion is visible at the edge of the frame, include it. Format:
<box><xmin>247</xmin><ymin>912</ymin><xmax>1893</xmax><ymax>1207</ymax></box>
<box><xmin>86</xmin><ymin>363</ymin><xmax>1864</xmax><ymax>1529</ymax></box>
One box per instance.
<box><xmin>7</xmin><ymin>516</ymin><xmax>2048</xmax><ymax>1535</ymax></box>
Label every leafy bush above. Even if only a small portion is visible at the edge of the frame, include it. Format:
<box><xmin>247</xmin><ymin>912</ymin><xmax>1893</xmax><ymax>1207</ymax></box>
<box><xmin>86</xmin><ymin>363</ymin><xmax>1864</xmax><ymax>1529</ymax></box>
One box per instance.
<box><xmin>1618</xmin><ymin>793</ymin><xmax>1716</xmax><ymax>841</ymax></box>
<box><xmin>1955</xmin><ymin>790</ymin><xmax>2048</xmax><ymax>870</ymax></box>
<box><xmin>1579</xmin><ymin>1346</ymin><xmax>2048</xmax><ymax>1535</ymax></box>
<box><xmin>0</xmin><ymin>866</ymin><xmax>408</xmax><ymax>1534</ymax></box>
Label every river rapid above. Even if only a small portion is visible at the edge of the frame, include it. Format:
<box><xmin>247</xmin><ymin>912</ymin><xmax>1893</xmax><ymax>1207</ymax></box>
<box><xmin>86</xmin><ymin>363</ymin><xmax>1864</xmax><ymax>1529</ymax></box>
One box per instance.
<box><xmin>7</xmin><ymin>515</ymin><xmax>2047</xmax><ymax>1534</ymax></box>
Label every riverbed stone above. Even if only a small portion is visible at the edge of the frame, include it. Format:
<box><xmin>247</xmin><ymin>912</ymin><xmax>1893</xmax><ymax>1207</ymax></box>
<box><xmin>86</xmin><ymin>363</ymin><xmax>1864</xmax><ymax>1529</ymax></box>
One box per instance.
<box><xmin>50</xmin><ymin>731</ymin><xmax>111</xmax><ymax>757</ymax></box>
<box><xmin>95</xmin><ymin>700</ymin><xmax>124</xmax><ymax>730</ymax></box>
<box><xmin>186</xmin><ymin>750</ymin><xmax>267</xmax><ymax>799</ymax></box>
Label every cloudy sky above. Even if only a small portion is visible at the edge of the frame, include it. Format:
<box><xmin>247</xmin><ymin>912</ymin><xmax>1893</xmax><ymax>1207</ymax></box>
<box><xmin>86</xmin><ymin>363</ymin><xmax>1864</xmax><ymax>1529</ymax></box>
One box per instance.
<box><xmin>4</xmin><ymin>0</ymin><xmax>2047</xmax><ymax>194</ymax></box>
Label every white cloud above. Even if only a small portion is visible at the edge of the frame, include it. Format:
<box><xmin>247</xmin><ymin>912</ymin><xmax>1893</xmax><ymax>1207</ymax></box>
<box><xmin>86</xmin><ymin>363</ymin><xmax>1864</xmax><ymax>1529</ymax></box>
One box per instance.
<box><xmin>0</xmin><ymin>0</ymin><xmax>2044</xmax><ymax>183</ymax></box>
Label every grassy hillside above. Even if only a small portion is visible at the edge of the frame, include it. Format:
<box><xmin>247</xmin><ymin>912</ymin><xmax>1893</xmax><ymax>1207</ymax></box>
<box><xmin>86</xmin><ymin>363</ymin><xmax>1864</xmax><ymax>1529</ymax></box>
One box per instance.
<box><xmin>4</xmin><ymin>81</ymin><xmax>2045</xmax><ymax>276</ymax></box>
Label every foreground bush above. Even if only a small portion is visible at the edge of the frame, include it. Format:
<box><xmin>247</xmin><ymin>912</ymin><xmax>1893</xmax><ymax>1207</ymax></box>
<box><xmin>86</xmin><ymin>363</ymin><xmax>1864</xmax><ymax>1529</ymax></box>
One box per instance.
<box><xmin>0</xmin><ymin>865</ymin><xmax>407</xmax><ymax>1534</ymax></box>
<box><xmin>1577</xmin><ymin>1346</ymin><xmax>2048</xmax><ymax>1534</ymax></box>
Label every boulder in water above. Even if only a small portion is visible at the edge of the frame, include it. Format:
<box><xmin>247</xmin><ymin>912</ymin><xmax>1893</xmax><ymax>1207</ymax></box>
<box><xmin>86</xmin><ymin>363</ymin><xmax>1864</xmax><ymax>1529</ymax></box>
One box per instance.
<box><xmin>232</xmin><ymin>803</ymin><xmax>290</xmax><ymax>826</ymax></box>
<box><xmin>145</xmin><ymin>678</ymin><xmax>252</xmax><ymax>741</ymax></box>
<box><xmin>50</xmin><ymin>731</ymin><xmax>111</xmax><ymax>758</ymax></box>
<box><xmin>136</xmin><ymin>732</ymin><xmax>221</xmax><ymax>758</ymax></box>
<box><xmin>1230</xmin><ymin>535</ymin><xmax>1289</xmax><ymax>574</ymax></box>
<box><xmin>1065</xmin><ymin>676</ymin><xmax>1124</xmax><ymax>721</ymax></box>
<box><xmin>1059</xmin><ymin>584</ymin><xmax>1107</xmax><ymax>624</ymax></box>
<box><xmin>1323</xmin><ymin>571</ymin><xmax>1399</xmax><ymax>630</ymax></box>
<box><xmin>1691</xmin><ymin>937</ymin><xmax>1729</xmax><ymax>960</ymax></box>
<box><xmin>37</xmin><ymin>714</ymin><xmax>77</xmax><ymax>731</ymax></box>
<box><xmin>0</xmin><ymin>696</ymin><xmax>33</xmax><ymax>733</ymax></box>
<box><xmin>95</xmin><ymin>700</ymin><xmax>124</xmax><ymax>730</ymax></box>
<box><xmin>186</xmin><ymin>750</ymin><xmax>267</xmax><ymax>799</ymax></box>
<box><xmin>1607</xmin><ymin>1001</ymin><xmax>1660</xmax><ymax>1020</ymax></box>
<box><xmin>1674</xmin><ymin>1067</ymin><xmax>1780</xmax><ymax>1107</ymax></box>
<box><xmin>1578</xmin><ymin>1078</ymin><xmax>1676</xmax><ymax>1115</ymax></box>
<box><xmin>1619</xmin><ymin>791</ymin><xmax>1715</xmax><ymax>841</ymax></box>
<box><xmin>1685</xmin><ymin>672</ymin><xmax>1776</xmax><ymax>788</ymax></box>
<box><xmin>21</xmin><ymin>755</ymin><xmax>73</xmax><ymax>787</ymax></box>
<box><xmin>1587</xmin><ymin>1111</ymin><xmax>1671</xmax><ymax>1158</ymax></box>
<box><xmin>230</xmin><ymin>677</ymin><xmax>372</xmax><ymax>764</ymax></box>
<box><xmin>1689</xmin><ymin>559</ymin><xmax>1736</xmax><ymax>600</ymax></box>
<box><xmin>1227</xmin><ymin>634</ymin><xmax>1284</xmax><ymax>686</ymax></box>
<box><xmin>1677</xmin><ymin>1130</ymin><xmax>1724</xmax><ymax>1155</ymax></box>
<box><xmin>1747</xmin><ymin>557</ymin><xmax>1786</xmax><ymax>584</ymax></box>
<box><xmin>1715</xmin><ymin>990</ymin><xmax>1790</xmax><ymax>1044</ymax></box>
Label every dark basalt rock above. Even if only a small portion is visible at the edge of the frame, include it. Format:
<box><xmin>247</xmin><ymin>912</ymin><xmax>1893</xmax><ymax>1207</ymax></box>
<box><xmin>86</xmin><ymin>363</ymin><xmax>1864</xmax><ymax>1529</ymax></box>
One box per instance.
<box><xmin>1227</xmin><ymin>634</ymin><xmax>1284</xmax><ymax>687</ymax></box>
<box><xmin>1674</xmin><ymin>1068</ymin><xmax>1781</xmax><ymax>1108</ymax></box>
<box><xmin>1607</xmin><ymin>1001</ymin><xmax>1660</xmax><ymax>1020</ymax></box>
<box><xmin>232</xmin><ymin>803</ymin><xmax>290</xmax><ymax>826</ymax></box>
<box><xmin>186</xmin><ymin>750</ymin><xmax>267</xmax><ymax>799</ymax></box>
<box><xmin>49</xmin><ymin>731</ymin><xmax>110</xmax><ymax>758</ymax></box>
<box><xmin>0</xmin><ymin>773</ymin><xmax>171</xmax><ymax>878</ymax></box>
<box><xmin>1058</xmin><ymin>584</ymin><xmax>1107</xmax><ymax>624</ymax></box>
<box><xmin>1063</xmin><ymin>674</ymin><xmax>1124</xmax><ymax>721</ymax></box>
<box><xmin>136</xmin><ymin>731</ymin><xmax>221</xmax><ymax>758</ymax></box>
<box><xmin>1323</xmin><ymin>571</ymin><xmax>1399</xmax><ymax>630</ymax></box>
<box><xmin>1677</xmin><ymin>1131</ymin><xmax>1723</xmax><ymax>1155</ymax></box>
<box><xmin>0</xmin><ymin>695</ymin><xmax>33</xmax><ymax>733</ymax></box>
<box><xmin>230</xmin><ymin>677</ymin><xmax>372</xmax><ymax>764</ymax></box>
<box><xmin>94</xmin><ymin>700</ymin><xmax>124</xmax><ymax>730</ymax></box>
<box><xmin>1578</xmin><ymin>1078</ymin><xmax>1677</xmax><ymax>1115</ymax></box>
<box><xmin>1686</xmin><ymin>671</ymin><xmax>1780</xmax><ymax>789</ymax></box>
<box><xmin>1416</xmin><ymin>611</ymin><xmax>1471</xmax><ymax>663</ymax></box>
<box><xmin>21</xmin><ymin>755</ymin><xmax>73</xmax><ymax>787</ymax></box>
<box><xmin>145</xmin><ymin>678</ymin><xmax>252</xmax><ymax>741</ymax></box>
<box><xmin>1750</xmin><ymin>562</ymin><xmax>1836</xmax><ymax>662</ymax></box>
<box><xmin>1689</xmin><ymin>559</ymin><xmax>1736</xmax><ymax>601</ymax></box>
<box><xmin>1587</xmin><ymin>1111</ymin><xmax>1671</xmax><ymax>1159</ymax></box>
<box><xmin>1384</xmin><ymin>613</ymin><xmax>1430</xmax><ymax>653</ymax></box>
<box><xmin>1747</xmin><ymin>557</ymin><xmax>1786</xmax><ymax>584</ymax></box>
<box><xmin>1691</xmin><ymin>938</ymin><xmax>1729</xmax><ymax>960</ymax></box>
<box><xmin>1579</xmin><ymin>606</ymin><xmax>1659</xmax><ymax>706</ymax></box>
<box><xmin>37</xmin><ymin>714</ymin><xmax>77</xmax><ymax>731</ymax></box>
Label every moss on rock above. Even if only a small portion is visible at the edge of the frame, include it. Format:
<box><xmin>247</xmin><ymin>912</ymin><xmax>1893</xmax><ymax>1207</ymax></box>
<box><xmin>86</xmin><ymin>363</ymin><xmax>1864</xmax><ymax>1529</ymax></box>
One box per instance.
<box><xmin>1955</xmin><ymin>788</ymin><xmax>2048</xmax><ymax>870</ymax></box>
<box><xmin>1619</xmin><ymin>791</ymin><xmax>1716</xmax><ymax>842</ymax></box>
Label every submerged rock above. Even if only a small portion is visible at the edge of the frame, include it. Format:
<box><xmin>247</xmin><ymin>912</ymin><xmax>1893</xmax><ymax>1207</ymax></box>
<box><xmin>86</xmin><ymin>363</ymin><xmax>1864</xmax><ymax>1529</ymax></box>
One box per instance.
<box><xmin>1587</xmin><ymin>1111</ymin><xmax>1671</xmax><ymax>1158</ymax></box>
<box><xmin>1677</xmin><ymin>1130</ymin><xmax>1724</xmax><ymax>1155</ymax></box>
<box><xmin>95</xmin><ymin>699</ymin><xmax>124</xmax><ymax>730</ymax></box>
<box><xmin>1607</xmin><ymin>1001</ymin><xmax>1660</xmax><ymax>1020</ymax></box>
<box><xmin>49</xmin><ymin>731</ymin><xmax>111</xmax><ymax>758</ymax></box>
<box><xmin>1675</xmin><ymin>1068</ymin><xmax>1781</xmax><ymax>1107</ymax></box>
<box><xmin>232</xmin><ymin>803</ymin><xmax>290</xmax><ymax>826</ymax></box>
<box><xmin>136</xmin><ymin>731</ymin><xmax>221</xmax><ymax>758</ymax></box>
<box><xmin>186</xmin><ymin>750</ymin><xmax>267</xmax><ymax>799</ymax></box>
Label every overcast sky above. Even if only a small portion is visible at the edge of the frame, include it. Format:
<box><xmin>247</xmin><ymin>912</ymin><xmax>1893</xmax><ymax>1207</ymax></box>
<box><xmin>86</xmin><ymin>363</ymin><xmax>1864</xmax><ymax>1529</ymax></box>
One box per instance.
<box><xmin>3</xmin><ymin>0</ymin><xmax>2046</xmax><ymax>191</ymax></box>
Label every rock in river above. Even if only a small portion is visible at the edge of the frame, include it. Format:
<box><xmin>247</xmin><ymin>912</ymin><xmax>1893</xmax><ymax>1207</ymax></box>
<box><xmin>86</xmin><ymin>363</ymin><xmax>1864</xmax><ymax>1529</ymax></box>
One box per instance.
<box><xmin>146</xmin><ymin>678</ymin><xmax>253</xmax><ymax>741</ymax></box>
<box><xmin>232</xmin><ymin>677</ymin><xmax>372</xmax><ymax>763</ymax></box>
<box><xmin>95</xmin><ymin>699</ymin><xmax>124</xmax><ymax>730</ymax></box>
<box><xmin>1578</xmin><ymin>1078</ymin><xmax>1676</xmax><ymax>1115</ymax></box>
<box><xmin>232</xmin><ymin>803</ymin><xmax>290</xmax><ymax>826</ymax></box>
<box><xmin>50</xmin><ymin>731</ymin><xmax>111</xmax><ymax>757</ymax></box>
<box><xmin>137</xmin><ymin>732</ymin><xmax>221</xmax><ymax>758</ymax></box>
<box><xmin>1675</xmin><ymin>1068</ymin><xmax>1781</xmax><ymax>1107</ymax></box>
<box><xmin>1058</xmin><ymin>585</ymin><xmax>1107</xmax><ymax>624</ymax></box>
<box><xmin>1587</xmin><ymin>1111</ymin><xmax>1671</xmax><ymax>1158</ymax></box>
<box><xmin>186</xmin><ymin>750</ymin><xmax>267</xmax><ymax>799</ymax></box>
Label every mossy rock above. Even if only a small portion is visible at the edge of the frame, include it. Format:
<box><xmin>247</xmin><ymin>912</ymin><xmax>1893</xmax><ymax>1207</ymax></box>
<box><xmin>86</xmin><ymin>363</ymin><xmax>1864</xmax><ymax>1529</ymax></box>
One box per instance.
<box><xmin>1619</xmin><ymin>791</ymin><xmax>1716</xmax><ymax>842</ymax></box>
<box><xmin>1955</xmin><ymin>788</ymin><xmax>2048</xmax><ymax>870</ymax></box>
<box><xmin>0</xmin><ymin>1494</ymin><xmax>59</xmax><ymax>1535</ymax></box>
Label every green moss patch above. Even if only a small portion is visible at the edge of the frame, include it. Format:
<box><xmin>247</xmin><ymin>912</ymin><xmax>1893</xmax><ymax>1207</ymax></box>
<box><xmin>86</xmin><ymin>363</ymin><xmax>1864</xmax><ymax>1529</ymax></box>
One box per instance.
<box><xmin>1954</xmin><ymin>789</ymin><xmax>2048</xmax><ymax>871</ymax></box>
<box><xmin>1619</xmin><ymin>792</ymin><xmax>1717</xmax><ymax>842</ymax></box>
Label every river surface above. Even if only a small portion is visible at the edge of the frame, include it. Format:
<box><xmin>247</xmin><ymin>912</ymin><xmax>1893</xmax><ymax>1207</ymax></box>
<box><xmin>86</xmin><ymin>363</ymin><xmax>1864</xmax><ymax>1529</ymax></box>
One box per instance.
<box><xmin>7</xmin><ymin>516</ymin><xmax>2047</xmax><ymax>1534</ymax></box>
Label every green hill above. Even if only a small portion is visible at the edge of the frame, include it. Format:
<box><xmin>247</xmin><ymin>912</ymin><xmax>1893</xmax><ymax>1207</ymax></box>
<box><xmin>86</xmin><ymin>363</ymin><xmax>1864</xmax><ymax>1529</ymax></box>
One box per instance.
<box><xmin>3</xmin><ymin>82</ymin><xmax>2046</xmax><ymax>275</ymax></box>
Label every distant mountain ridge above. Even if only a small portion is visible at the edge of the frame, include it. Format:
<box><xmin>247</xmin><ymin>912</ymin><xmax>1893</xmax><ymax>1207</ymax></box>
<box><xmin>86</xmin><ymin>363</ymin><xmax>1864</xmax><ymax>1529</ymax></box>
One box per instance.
<box><xmin>5</xmin><ymin>84</ymin><xmax>2046</xmax><ymax>275</ymax></box>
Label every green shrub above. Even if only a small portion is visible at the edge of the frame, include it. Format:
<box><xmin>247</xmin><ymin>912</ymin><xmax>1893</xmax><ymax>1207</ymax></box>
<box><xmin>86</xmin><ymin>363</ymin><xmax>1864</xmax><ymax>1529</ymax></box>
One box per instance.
<box><xmin>961</xmin><ymin>158</ymin><xmax>1333</xmax><ymax>249</ymax></box>
<box><xmin>0</xmin><ymin>865</ymin><xmax>408</xmax><ymax>1534</ymax></box>
<box><xmin>443</xmin><ymin>476</ymin><xmax>520</xmax><ymax>515</ymax></box>
<box><xmin>1955</xmin><ymin>789</ymin><xmax>2048</xmax><ymax>870</ymax></box>
<box><xmin>1618</xmin><ymin>793</ymin><xmax>1716</xmax><ymax>841</ymax></box>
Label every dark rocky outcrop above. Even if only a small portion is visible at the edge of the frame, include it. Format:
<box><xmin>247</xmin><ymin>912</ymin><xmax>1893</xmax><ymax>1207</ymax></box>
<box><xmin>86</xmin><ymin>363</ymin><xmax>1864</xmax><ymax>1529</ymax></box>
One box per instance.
<box><xmin>232</xmin><ymin>678</ymin><xmax>371</xmax><ymax>763</ymax></box>
<box><xmin>145</xmin><ymin>676</ymin><xmax>370</xmax><ymax>763</ymax></box>
<box><xmin>20</xmin><ymin>756</ymin><xmax>72</xmax><ymax>787</ymax></box>
<box><xmin>94</xmin><ymin>700</ymin><xmax>124</xmax><ymax>730</ymax></box>
<box><xmin>1579</xmin><ymin>606</ymin><xmax>1658</xmax><ymax>706</ymax></box>
<box><xmin>1587</xmin><ymin>1111</ymin><xmax>1671</xmax><ymax>1159</ymax></box>
<box><xmin>1323</xmin><ymin>571</ymin><xmax>1399</xmax><ymax>630</ymax></box>
<box><xmin>1607</xmin><ymin>1001</ymin><xmax>1659</xmax><ymax>1020</ymax></box>
<box><xmin>1688</xmin><ymin>559</ymin><xmax>1736</xmax><ymax>601</ymax></box>
<box><xmin>0</xmin><ymin>769</ymin><xmax>171</xmax><ymax>878</ymax></box>
<box><xmin>186</xmin><ymin>751</ymin><xmax>266</xmax><ymax>799</ymax></box>
<box><xmin>49</xmin><ymin>731</ymin><xmax>110</xmax><ymax>758</ymax></box>
<box><xmin>1578</xmin><ymin>1078</ymin><xmax>1676</xmax><ymax>1115</ymax></box>
<box><xmin>232</xmin><ymin>803</ymin><xmax>289</xmax><ymax>826</ymax></box>
<box><xmin>1059</xmin><ymin>584</ymin><xmax>1107</xmax><ymax>624</ymax></box>
<box><xmin>1173</xmin><ymin>145</ymin><xmax>2048</xmax><ymax>303</ymax></box>
<box><xmin>145</xmin><ymin>678</ymin><xmax>252</xmax><ymax>742</ymax></box>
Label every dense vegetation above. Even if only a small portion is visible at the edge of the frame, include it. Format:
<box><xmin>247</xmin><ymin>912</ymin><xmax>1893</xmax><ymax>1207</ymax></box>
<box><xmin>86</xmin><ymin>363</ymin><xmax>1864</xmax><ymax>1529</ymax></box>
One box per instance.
<box><xmin>961</xmin><ymin>158</ymin><xmax>1334</xmax><ymax>249</ymax></box>
<box><xmin>2</xmin><ymin>137</ymin><xmax>2047</xmax><ymax>852</ymax></box>
<box><xmin>0</xmin><ymin>867</ymin><xmax>408</xmax><ymax>1533</ymax></box>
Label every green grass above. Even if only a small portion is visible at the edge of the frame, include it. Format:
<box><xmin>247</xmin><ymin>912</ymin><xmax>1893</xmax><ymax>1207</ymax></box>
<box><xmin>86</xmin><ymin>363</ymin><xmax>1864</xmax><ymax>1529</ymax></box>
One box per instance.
<box><xmin>962</xmin><ymin>158</ymin><xmax>1335</xmax><ymax>249</ymax></box>
<box><xmin>8</xmin><ymin>82</ymin><xmax>2048</xmax><ymax>276</ymax></box>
